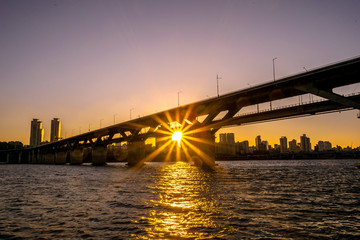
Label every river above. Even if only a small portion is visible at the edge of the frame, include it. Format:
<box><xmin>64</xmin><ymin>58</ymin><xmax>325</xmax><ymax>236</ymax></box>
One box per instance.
<box><xmin>1</xmin><ymin>159</ymin><xmax>360</xmax><ymax>239</ymax></box>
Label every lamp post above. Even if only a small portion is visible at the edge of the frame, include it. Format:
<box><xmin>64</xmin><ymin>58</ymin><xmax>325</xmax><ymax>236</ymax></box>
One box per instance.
<box><xmin>177</xmin><ymin>91</ymin><xmax>182</xmax><ymax>107</ymax></box>
<box><xmin>270</xmin><ymin>57</ymin><xmax>277</xmax><ymax>110</ymax></box>
<box><xmin>130</xmin><ymin>108</ymin><xmax>134</xmax><ymax>120</ymax></box>
<box><xmin>88</xmin><ymin>123</ymin><xmax>91</xmax><ymax>132</ymax></box>
<box><xmin>272</xmin><ymin>57</ymin><xmax>277</xmax><ymax>82</ymax></box>
<box><xmin>217</xmin><ymin>74</ymin><xmax>221</xmax><ymax>97</ymax></box>
<box><xmin>113</xmin><ymin>114</ymin><xmax>117</xmax><ymax>124</ymax></box>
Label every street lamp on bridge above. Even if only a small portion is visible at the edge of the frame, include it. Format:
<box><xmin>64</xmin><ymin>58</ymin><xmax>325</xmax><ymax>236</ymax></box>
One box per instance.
<box><xmin>271</xmin><ymin>57</ymin><xmax>278</xmax><ymax>110</ymax></box>
<box><xmin>113</xmin><ymin>114</ymin><xmax>117</xmax><ymax>124</ymax></box>
<box><xmin>217</xmin><ymin>74</ymin><xmax>221</xmax><ymax>97</ymax></box>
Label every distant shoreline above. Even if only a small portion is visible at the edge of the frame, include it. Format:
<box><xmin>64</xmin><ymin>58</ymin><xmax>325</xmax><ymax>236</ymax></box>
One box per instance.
<box><xmin>215</xmin><ymin>151</ymin><xmax>360</xmax><ymax>161</ymax></box>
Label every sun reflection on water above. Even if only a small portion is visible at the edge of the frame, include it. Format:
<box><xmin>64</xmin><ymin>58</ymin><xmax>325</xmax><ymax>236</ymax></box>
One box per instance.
<box><xmin>143</xmin><ymin>162</ymin><xmax>223</xmax><ymax>239</ymax></box>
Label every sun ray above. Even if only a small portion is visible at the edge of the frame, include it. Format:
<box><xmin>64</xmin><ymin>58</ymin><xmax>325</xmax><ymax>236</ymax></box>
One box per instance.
<box><xmin>182</xmin><ymin>135</ymin><xmax>215</xmax><ymax>146</ymax></box>
<box><xmin>164</xmin><ymin>141</ymin><xmax>177</xmax><ymax>162</ymax></box>
<box><xmin>181</xmin><ymin>138</ymin><xmax>215</xmax><ymax>166</ymax></box>
<box><xmin>131</xmin><ymin>139</ymin><xmax>173</xmax><ymax>168</ymax></box>
<box><xmin>151</xmin><ymin>114</ymin><xmax>174</xmax><ymax>133</ymax></box>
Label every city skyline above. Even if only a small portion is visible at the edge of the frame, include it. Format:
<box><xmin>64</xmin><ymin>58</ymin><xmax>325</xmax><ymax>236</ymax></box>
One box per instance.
<box><xmin>1</xmin><ymin>1</ymin><xmax>360</xmax><ymax>146</ymax></box>
<box><xmin>217</xmin><ymin>132</ymin><xmax>359</xmax><ymax>152</ymax></box>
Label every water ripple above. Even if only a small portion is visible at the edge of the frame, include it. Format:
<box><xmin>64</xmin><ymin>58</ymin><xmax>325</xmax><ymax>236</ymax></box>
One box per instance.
<box><xmin>0</xmin><ymin>160</ymin><xmax>360</xmax><ymax>239</ymax></box>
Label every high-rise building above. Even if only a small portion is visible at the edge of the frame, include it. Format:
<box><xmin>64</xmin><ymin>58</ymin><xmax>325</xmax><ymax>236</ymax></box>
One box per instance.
<box><xmin>318</xmin><ymin>141</ymin><xmax>325</xmax><ymax>151</ymax></box>
<box><xmin>226</xmin><ymin>133</ymin><xmax>235</xmax><ymax>144</ymax></box>
<box><xmin>324</xmin><ymin>141</ymin><xmax>332</xmax><ymax>151</ymax></box>
<box><xmin>300</xmin><ymin>134</ymin><xmax>311</xmax><ymax>152</ymax></box>
<box><xmin>236</xmin><ymin>140</ymin><xmax>249</xmax><ymax>154</ymax></box>
<box><xmin>217</xmin><ymin>133</ymin><xmax>236</xmax><ymax>155</ymax></box>
<box><xmin>219</xmin><ymin>133</ymin><xmax>235</xmax><ymax>144</ymax></box>
<box><xmin>280</xmin><ymin>136</ymin><xmax>288</xmax><ymax>153</ymax></box>
<box><xmin>50</xmin><ymin>118</ymin><xmax>61</xmax><ymax>142</ymax></box>
<box><xmin>289</xmin><ymin>139</ymin><xmax>300</xmax><ymax>152</ymax></box>
<box><xmin>219</xmin><ymin>133</ymin><xmax>227</xmax><ymax>144</ymax></box>
<box><xmin>255</xmin><ymin>135</ymin><xmax>261</xmax><ymax>150</ymax></box>
<box><xmin>30</xmin><ymin>119</ymin><xmax>44</xmax><ymax>146</ymax></box>
<box><xmin>262</xmin><ymin>141</ymin><xmax>269</xmax><ymax>151</ymax></box>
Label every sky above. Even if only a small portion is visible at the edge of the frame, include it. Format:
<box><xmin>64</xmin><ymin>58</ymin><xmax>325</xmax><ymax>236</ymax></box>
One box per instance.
<box><xmin>0</xmin><ymin>0</ymin><xmax>359</xmax><ymax>147</ymax></box>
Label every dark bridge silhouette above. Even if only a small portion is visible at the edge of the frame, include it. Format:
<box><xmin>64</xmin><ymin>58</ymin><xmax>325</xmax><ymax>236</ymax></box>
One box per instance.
<box><xmin>3</xmin><ymin>56</ymin><xmax>360</xmax><ymax>168</ymax></box>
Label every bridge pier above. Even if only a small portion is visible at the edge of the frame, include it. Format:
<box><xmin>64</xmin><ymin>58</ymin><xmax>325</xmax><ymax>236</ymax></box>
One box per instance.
<box><xmin>20</xmin><ymin>151</ymin><xmax>29</xmax><ymax>164</ymax></box>
<box><xmin>92</xmin><ymin>145</ymin><xmax>107</xmax><ymax>165</ymax></box>
<box><xmin>55</xmin><ymin>151</ymin><xmax>67</xmax><ymax>164</ymax></box>
<box><xmin>31</xmin><ymin>149</ymin><xmax>39</xmax><ymax>164</ymax></box>
<box><xmin>70</xmin><ymin>149</ymin><xmax>83</xmax><ymax>165</ymax></box>
<box><xmin>127</xmin><ymin>140</ymin><xmax>145</xmax><ymax>167</ymax></box>
<box><xmin>6</xmin><ymin>151</ymin><xmax>25</xmax><ymax>164</ymax></box>
<box><xmin>44</xmin><ymin>153</ymin><xmax>55</xmax><ymax>164</ymax></box>
<box><xmin>190</xmin><ymin>131</ymin><xmax>216</xmax><ymax>169</ymax></box>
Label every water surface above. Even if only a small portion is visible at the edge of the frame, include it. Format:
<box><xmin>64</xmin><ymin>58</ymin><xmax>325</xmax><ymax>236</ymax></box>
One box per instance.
<box><xmin>1</xmin><ymin>160</ymin><xmax>360</xmax><ymax>239</ymax></box>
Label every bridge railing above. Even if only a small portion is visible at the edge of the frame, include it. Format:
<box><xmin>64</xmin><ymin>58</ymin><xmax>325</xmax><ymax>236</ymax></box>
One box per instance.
<box><xmin>235</xmin><ymin>92</ymin><xmax>360</xmax><ymax>117</ymax></box>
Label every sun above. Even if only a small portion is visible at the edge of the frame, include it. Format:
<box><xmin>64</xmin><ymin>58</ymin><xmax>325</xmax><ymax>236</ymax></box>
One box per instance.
<box><xmin>172</xmin><ymin>131</ymin><xmax>183</xmax><ymax>147</ymax></box>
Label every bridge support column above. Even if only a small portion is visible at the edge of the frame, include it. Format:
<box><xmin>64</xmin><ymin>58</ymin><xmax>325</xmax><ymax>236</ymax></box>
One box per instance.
<box><xmin>70</xmin><ymin>149</ymin><xmax>83</xmax><ymax>165</ymax></box>
<box><xmin>92</xmin><ymin>146</ymin><xmax>107</xmax><ymax>165</ymax></box>
<box><xmin>127</xmin><ymin>140</ymin><xmax>145</xmax><ymax>167</ymax></box>
<box><xmin>191</xmin><ymin>131</ymin><xmax>216</xmax><ymax>170</ymax></box>
<box><xmin>17</xmin><ymin>151</ymin><xmax>22</xmax><ymax>164</ymax></box>
<box><xmin>55</xmin><ymin>151</ymin><xmax>67</xmax><ymax>164</ymax></box>
<box><xmin>32</xmin><ymin>149</ymin><xmax>40</xmax><ymax>164</ymax></box>
<box><xmin>44</xmin><ymin>153</ymin><xmax>55</xmax><ymax>164</ymax></box>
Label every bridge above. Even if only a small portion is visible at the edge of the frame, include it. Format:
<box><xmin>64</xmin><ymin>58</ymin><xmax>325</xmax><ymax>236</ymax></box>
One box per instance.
<box><xmin>2</xmin><ymin>56</ymin><xmax>360</xmax><ymax>168</ymax></box>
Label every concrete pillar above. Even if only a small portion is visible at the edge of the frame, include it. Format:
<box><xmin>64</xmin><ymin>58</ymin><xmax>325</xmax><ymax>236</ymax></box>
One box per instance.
<box><xmin>38</xmin><ymin>152</ymin><xmax>45</xmax><ymax>164</ymax></box>
<box><xmin>127</xmin><ymin>140</ymin><xmax>145</xmax><ymax>167</ymax></box>
<box><xmin>17</xmin><ymin>151</ymin><xmax>22</xmax><ymax>164</ymax></box>
<box><xmin>55</xmin><ymin>151</ymin><xmax>67</xmax><ymax>164</ymax></box>
<box><xmin>92</xmin><ymin>146</ymin><xmax>107</xmax><ymax>165</ymax></box>
<box><xmin>32</xmin><ymin>149</ymin><xmax>40</xmax><ymax>164</ymax></box>
<box><xmin>70</xmin><ymin>149</ymin><xmax>83</xmax><ymax>165</ymax></box>
<box><xmin>44</xmin><ymin>153</ymin><xmax>55</xmax><ymax>164</ymax></box>
<box><xmin>191</xmin><ymin>131</ymin><xmax>216</xmax><ymax>170</ymax></box>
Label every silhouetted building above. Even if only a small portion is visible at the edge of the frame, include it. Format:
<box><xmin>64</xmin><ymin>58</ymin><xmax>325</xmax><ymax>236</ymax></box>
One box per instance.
<box><xmin>219</xmin><ymin>133</ymin><xmax>235</xmax><ymax>144</ymax></box>
<box><xmin>289</xmin><ymin>139</ymin><xmax>300</xmax><ymax>152</ymax></box>
<box><xmin>317</xmin><ymin>140</ymin><xmax>332</xmax><ymax>151</ymax></box>
<box><xmin>280</xmin><ymin>136</ymin><xmax>288</xmax><ymax>153</ymax></box>
<box><xmin>262</xmin><ymin>140</ymin><xmax>269</xmax><ymax>151</ymax></box>
<box><xmin>236</xmin><ymin>140</ymin><xmax>249</xmax><ymax>154</ymax></box>
<box><xmin>324</xmin><ymin>141</ymin><xmax>332</xmax><ymax>151</ymax></box>
<box><xmin>30</xmin><ymin>119</ymin><xmax>44</xmax><ymax>146</ymax></box>
<box><xmin>300</xmin><ymin>134</ymin><xmax>311</xmax><ymax>152</ymax></box>
<box><xmin>219</xmin><ymin>133</ymin><xmax>227</xmax><ymax>144</ymax></box>
<box><xmin>226</xmin><ymin>133</ymin><xmax>235</xmax><ymax>144</ymax></box>
<box><xmin>217</xmin><ymin>133</ymin><xmax>236</xmax><ymax>155</ymax></box>
<box><xmin>50</xmin><ymin>118</ymin><xmax>61</xmax><ymax>142</ymax></box>
<box><xmin>255</xmin><ymin>135</ymin><xmax>261</xmax><ymax>151</ymax></box>
<box><xmin>273</xmin><ymin>144</ymin><xmax>280</xmax><ymax>152</ymax></box>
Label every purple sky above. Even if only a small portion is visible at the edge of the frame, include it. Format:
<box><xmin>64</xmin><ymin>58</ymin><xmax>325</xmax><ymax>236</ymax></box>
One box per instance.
<box><xmin>1</xmin><ymin>0</ymin><xmax>360</xmax><ymax>147</ymax></box>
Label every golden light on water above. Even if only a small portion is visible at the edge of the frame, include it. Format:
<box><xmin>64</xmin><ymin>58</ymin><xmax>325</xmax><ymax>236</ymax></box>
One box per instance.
<box><xmin>143</xmin><ymin>162</ymin><xmax>222</xmax><ymax>239</ymax></box>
